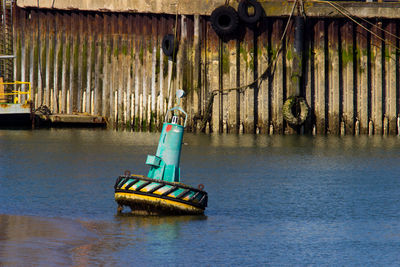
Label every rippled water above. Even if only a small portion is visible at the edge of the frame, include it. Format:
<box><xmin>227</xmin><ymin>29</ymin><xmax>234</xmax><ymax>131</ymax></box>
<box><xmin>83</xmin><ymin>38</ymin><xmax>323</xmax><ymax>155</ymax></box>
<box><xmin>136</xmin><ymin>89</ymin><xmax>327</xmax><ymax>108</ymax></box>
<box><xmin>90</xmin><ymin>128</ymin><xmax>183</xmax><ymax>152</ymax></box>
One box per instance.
<box><xmin>1</xmin><ymin>129</ymin><xmax>400</xmax><ymax>265</ymax></box>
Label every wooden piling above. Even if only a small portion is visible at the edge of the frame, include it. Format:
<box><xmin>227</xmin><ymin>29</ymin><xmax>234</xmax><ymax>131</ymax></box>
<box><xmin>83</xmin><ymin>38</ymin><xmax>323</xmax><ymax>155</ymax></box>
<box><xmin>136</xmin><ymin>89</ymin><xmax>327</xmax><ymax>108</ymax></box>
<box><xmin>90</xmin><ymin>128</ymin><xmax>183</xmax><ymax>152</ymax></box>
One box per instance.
<box><xmin>209</xmin><ymin>23</ymin><xmax>219</xmax><ymax>133</ymax></box>
<box><xmin>341</xmin><ymin>21</ymin><xmax>355</xmax><ymax>135</ymax></box>
<box><xmin>384</xmin><ymin>22</ymin><xmax>397</xmax><ymax>135</ymax></box>
<box><xmin>328</xmin><ymin>20</ymin><xmax>340</xmax><ymax>135</ymax></box>
<box><xmin>356</xmin><ymin>23</ymin><xmax>369</xmax><ymax>135</ymax></box>
<box><xmin>272</xmin><ymin>19</ymin><xmax>284</xmax><ymax>134</ymax></box>
<box><xmin>10</xmin><ymin>8</ymin><xmax>400</xmax><ymax>135</ymax></box>
<box><xmin>60</xmin><ymin>12</ymin><xmax>69</xmax><ymax>114</ymax></box>
<box><xmin>94</xmin><ymin>14</ymin><xmax>103</xmax><ymax>116</ymax></box>
<box><xmin>371</xmin><ymin>21</ymin><xmax>383</xmax><ymax>135</ymax></box>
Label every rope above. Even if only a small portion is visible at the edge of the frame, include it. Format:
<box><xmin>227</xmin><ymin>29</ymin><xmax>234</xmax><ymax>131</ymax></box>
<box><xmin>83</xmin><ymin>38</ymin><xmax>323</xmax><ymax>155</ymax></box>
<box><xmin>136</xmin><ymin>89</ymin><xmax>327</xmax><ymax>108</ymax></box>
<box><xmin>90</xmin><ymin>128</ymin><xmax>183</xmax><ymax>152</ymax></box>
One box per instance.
<box><xmin>196</xmin><ymin>0</ymin><xmax>299</xmax><ymax>131</ymax></box>
<box><xmin>210</xmin><ymin>0</ymin><xmax>298</xmax><ymax>95</ymax></box>
<box><xmin>325</xmin><ymin>1</ymin><xmax>400</xmax><ymax>43</ymax></box>
<box><xmin>309</xmin><ymin>0</ymin><xmax>400</xmax><ymax>52</ymax></box>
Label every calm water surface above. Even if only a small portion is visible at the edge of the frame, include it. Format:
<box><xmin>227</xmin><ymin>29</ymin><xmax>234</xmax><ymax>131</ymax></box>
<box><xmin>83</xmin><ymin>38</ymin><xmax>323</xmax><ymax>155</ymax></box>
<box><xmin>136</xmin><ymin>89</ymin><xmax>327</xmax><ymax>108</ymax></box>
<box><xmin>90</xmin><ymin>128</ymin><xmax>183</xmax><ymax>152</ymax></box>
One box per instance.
<box><xmin>1</xmin><ymin>129</ymin><xmax>400</xmax><ymax>266</ymax></box>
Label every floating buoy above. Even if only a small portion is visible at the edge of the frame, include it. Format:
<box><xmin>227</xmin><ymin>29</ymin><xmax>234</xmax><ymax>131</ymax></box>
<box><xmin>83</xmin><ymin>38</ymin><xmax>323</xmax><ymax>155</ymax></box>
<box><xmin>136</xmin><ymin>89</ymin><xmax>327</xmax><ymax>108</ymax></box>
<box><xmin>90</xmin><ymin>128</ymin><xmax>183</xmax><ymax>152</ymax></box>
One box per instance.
<box><xmin>115</xmin><ymin>175</ymin><xmax>207</xmax><ymax>215</ymax></box>
<box><xmin>114</xmin><ymin>90</ymin><xmax>208</xmax><ymax>215</ymax></box>
<box><xmin>282</xmin><ymin>96</ymin><xmax>309</xmax><ymax>126</ymax></box>
<box><xmin>238</xmin><ymin>0</ymin><xmax>263</xmax><ymax>24</ymax></box>
<box><xmin>210</xmin><ymin>5</ymin><xmax>239</xmax><ymax>36</ymax></box>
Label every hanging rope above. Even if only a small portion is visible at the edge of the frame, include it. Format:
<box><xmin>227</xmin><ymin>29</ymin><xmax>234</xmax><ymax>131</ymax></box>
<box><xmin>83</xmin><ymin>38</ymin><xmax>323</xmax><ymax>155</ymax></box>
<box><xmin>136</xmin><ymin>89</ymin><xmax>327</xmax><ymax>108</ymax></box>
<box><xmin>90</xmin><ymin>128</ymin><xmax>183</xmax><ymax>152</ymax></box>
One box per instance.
<box><xmin>320</xmin><ymin>0</ymin><xmax>400</xmax><ymax>43</ymax></box>
<box><xmin>196</xmin><ymin>0</ymin><xmax>299</xmax><ymax>132</ymax></box>
<box><xmin>309</xmin><ymin>0</ymin><xmax>400</xmax><ymax>53</ymax></box>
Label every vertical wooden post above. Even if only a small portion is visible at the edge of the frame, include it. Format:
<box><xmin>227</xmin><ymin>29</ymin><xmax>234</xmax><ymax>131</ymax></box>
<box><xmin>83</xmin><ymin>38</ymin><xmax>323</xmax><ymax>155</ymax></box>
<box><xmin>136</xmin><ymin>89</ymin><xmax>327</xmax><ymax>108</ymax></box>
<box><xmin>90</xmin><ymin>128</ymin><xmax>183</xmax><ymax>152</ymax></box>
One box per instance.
<box><xmin>86</xmin><ymin>14</ymin><xmax>93</xmax><ymax>114</ymax></box>
<box><xmin>150</xmin><ymin>15</ymin><xmax>158</xmax><ymax>130</ymax></box>
<box><xmin>117</xmin><ymin>14</ymin><xmax>124</xmax><ymax>126</ymax></box>
<box><xmin>158</xmin><ymin>16</ymin><xmax>166</xmax><ymax>127</ymax></box>
<box><xmin>102</xmin><ymin>14</ymin><xmax>110</xmax><ymax>118</ymax></box>
<box><xmin>314</xmin><ymin>20</ymin><xmax>326</xmax><ymax>134</ymax></box>
<box><xmin>271</xmin><ymin>19</ymin><xmax>284</xmax><ymax>134</ymax></box>
<box><xmin>226</xmin><ymin>38</ymin><xmax>238</xmax><ymax>133</ymax></box>
<box><xmin>192</xmin><ymin>15</ymin><xmax>201</xmax><ymax>131</ymax></box>
<box><xmin>328</xmin><ymin>20</ymin><xmax>340</xmax><ymax>135</ymax></box>
<box><xmin>109</xmin><ymin>14</ymin><xmax>117</xmax><ymax>126</ymax></box>
<box><xmin>356</xmin><ymin>23</ymin><xmax>369</xmax><ymax>134</ymax></box>
<box><xmin>53</xmin><ymin>13</ymin><xmax>62</xmax><ymax>114</ymax></box>
<box><xmin>371</xmin><ymin>21</ymin><xmax>383</xmax><ymax>135</ymax></box>
<box><xmin>14</xmin><ymin>9</ymin><xmax>21</xmax><ymax>102</ymax></box>
<box><xmin>257</xmin><ymin>19</ymin><xmax>269</xmax><ymax>134</ymax></box>
<box><xmin>94</xmin><ymin>14</ymin><xmax>103</xmax><ymax>116</ymax></box>
<box><xmin>21</xmin><ymin>10</ymin><xmax>28</xmax><ymax>102</ymax></box>
<box><xmin>37</xmin><ymin>11</ymin><xmax>45</xmax><ymax>107</ymax></box>
<box><xmin>60</xmin><ymin>12</ymin><xmax>69</xmax><ymax>113</ymax></box>
<box><xmin>342</xmin><ymin>21</ymin><xmax>355</xmax><ymax>135</ymax></box>
<box><xmin>45</xmin><ymin>12</ymin><xmax>55</xmax><ymax>108</ymax></box>
<box><xmin>75</xmin><ymin>13</ymin><xmax>82</xmax><ymax>112</ymax></box>
<box><xmin>245</xmin><ymin>27</ymin><xmax>255</xmax><ymax>134</ymax></box>
<box><xmin>385</xmin><ymin>22</ymin><xmax>397</xmax><ymax>135</ymax></box>
<box><xmin>69</xmin><ymin>12</ymin><xmax>78</xmax><ymax>113</ymax></box>
<box><xmin>286</xmin><ymin>18</ymin><xmax>296</xmax><ymax>134</ymax></box>
<box><xmin>126</xmin><ymin>14</ymin><xmax>134</xmax><ymax>127</ymax></box>
<box><xmin>210</xmin><ymin>25</ymin><xmax>219</xmax><ymax>133</ymax></box>
<box><xmin>134</xmin><ymin>15</ymin><xmax>141</xmax><ymax>129</ymax></box>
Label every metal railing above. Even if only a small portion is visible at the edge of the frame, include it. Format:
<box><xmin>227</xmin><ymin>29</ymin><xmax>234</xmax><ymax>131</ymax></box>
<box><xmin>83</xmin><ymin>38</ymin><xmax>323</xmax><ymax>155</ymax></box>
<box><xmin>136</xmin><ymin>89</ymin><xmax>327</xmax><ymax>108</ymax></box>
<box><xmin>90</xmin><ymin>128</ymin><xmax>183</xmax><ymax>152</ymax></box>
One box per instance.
<box><xmin>0</xmin><ymin>81</ymin><xmax>32</xmax><ymax>104</ymax></box>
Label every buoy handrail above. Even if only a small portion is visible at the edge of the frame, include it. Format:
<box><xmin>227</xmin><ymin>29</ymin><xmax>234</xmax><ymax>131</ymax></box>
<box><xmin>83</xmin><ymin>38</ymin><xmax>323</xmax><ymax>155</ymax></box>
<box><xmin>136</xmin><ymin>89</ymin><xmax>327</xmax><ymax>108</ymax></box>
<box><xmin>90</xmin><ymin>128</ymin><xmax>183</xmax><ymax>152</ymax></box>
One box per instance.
<box><xmin>165</xmin><ymin>106</ymin><xmax>187</xmax><ymax>127</ymax></box>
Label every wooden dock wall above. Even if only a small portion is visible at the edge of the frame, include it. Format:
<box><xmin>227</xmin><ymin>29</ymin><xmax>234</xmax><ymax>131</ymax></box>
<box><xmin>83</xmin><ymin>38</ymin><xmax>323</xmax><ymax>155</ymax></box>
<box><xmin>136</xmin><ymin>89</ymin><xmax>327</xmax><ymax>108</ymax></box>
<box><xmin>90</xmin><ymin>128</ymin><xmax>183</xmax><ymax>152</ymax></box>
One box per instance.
<box><xmin>10</xmin><ymin>7</ymin><xmax>400</xmax><ymax>135</ymax></box>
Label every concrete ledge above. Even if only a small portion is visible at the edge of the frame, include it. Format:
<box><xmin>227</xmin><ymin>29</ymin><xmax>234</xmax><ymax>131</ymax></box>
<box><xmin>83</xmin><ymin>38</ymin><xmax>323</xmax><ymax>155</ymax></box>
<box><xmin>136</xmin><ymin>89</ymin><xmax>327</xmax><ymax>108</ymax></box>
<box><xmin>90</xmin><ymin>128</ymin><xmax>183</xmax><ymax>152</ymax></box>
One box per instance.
<box><xmin>16</xmin><ymin>0</ymin><xmax>400</xmax><ymax>18</ymax></box>
<box><xmin>38</xmin><ymin>114</ymin><xmax>106</xmax><ymax>124</ymax></box>
<box><xmin>0</xmin><ymin>103</ymin><xmax>31</xmax><ymax>114</ymax></box>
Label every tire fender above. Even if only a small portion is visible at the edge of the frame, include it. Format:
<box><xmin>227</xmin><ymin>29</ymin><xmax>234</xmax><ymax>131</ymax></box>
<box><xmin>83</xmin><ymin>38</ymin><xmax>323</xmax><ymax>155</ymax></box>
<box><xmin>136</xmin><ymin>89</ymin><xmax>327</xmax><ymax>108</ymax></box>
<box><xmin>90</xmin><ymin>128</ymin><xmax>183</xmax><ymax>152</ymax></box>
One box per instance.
<box><xmin>162</xmin><ymin>34</ymin><xmax>178</xmax><ymax>57</ymax></box>
<box><xmin>282</xmin><ymin>96</ymin><xmax>309</xmax><ymax>126</ymax></box>
<box><xmin>238</xmin><ymin>0</ymin><xmax>263</xmax><ymax>24</ymax></box>
<box><xmin>210</xmin><ymin>5</ymin><xmax>239</xmax><ymax>36</ymax></box>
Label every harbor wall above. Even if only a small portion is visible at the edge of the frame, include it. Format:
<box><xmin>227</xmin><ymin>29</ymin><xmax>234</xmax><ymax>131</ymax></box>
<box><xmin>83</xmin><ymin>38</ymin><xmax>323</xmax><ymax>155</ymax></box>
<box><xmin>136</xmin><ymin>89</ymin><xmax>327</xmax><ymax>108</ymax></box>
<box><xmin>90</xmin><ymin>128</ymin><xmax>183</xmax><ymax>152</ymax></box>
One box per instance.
<box><xmin>7</xmin><ymin>5</ymin><xmax>400</xmax><ymax>134</ymax></box>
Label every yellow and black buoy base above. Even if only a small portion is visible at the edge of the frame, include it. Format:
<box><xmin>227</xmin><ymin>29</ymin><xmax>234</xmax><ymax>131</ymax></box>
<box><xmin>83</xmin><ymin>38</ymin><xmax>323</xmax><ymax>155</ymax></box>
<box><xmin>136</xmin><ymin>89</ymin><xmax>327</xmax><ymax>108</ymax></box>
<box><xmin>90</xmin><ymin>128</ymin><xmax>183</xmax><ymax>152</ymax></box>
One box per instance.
<box><xmin>114</xmin><ymin>175</ymin><xmax>208</xmax><ymax>215</ymax></box>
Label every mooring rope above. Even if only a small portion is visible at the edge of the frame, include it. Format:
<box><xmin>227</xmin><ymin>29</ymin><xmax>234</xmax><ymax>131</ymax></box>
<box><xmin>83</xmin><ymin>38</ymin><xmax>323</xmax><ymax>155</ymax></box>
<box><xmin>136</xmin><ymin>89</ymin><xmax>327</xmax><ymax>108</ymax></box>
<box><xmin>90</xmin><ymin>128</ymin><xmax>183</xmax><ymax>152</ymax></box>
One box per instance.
<box><xmin>196</xmin><ymin>0</ymin><xmax>299</xmax><ymax>132</ymax></box>
<box><xmin>309</xmin><ymin>0</ymin><xmax>400</xmax><ymax>53</ymax></box>
<box><xmin>210</xmin><ymin>0</ymin><xmax>298</xmax><ymax>95</ymax></box>
<box><xmin>320</xmin><ymin>0</ymin><xmax>400</xmax><ymax>43</ymax></box>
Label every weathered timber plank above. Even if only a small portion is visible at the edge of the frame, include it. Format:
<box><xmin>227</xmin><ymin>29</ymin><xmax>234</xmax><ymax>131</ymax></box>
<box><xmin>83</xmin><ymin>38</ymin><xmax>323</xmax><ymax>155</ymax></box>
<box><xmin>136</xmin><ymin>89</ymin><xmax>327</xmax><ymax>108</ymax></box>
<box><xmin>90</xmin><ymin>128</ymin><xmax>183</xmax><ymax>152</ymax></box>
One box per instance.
<box><xmin>314</xmin><ymin>20</ymin><xmax>326</xmax><ymax>134</ymax></box>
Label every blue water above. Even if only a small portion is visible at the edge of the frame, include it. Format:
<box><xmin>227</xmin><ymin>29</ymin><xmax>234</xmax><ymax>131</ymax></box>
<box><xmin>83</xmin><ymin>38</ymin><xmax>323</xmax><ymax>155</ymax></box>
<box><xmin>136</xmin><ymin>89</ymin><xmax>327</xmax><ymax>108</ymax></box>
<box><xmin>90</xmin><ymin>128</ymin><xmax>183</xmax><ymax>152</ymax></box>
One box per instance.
<box><xmin>1</xmin><ymin>129</ymin><xmax>400</xmax><ymax>265</ymax></box>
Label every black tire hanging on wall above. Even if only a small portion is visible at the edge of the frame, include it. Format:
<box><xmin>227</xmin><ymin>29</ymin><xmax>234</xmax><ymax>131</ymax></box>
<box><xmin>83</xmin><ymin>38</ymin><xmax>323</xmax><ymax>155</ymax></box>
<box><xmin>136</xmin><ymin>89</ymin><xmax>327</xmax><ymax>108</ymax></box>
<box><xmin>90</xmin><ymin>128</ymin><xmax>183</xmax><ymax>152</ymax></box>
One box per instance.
<box><xmin>238</xmin><ymin>0</ymin><xmax>263</xmax><ymax>24</ymax></box>
<box><xmin>282</xmin><ymin>96</ymin><xmax>309</xmax><ymax>126</ymax></box>
<box><xmin>162</xmin><ymin>34</ymin><xmax>178</xmax><ymax>57</ymax></box>
<box><xmin>210</xmin><ymin>6</ymin><xmax>239</xmax><ymax>36</ymax></box>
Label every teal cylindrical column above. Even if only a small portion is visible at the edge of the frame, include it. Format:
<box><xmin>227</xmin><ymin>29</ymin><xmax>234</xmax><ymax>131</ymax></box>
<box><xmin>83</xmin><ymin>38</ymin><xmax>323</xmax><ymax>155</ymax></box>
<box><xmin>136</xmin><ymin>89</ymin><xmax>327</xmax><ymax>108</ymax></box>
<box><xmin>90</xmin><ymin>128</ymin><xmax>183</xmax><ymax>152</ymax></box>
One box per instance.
<box><xmin>146</xmin><ymin>121</ymin><xmax>184</xmax><ymax>182</ymax></box>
